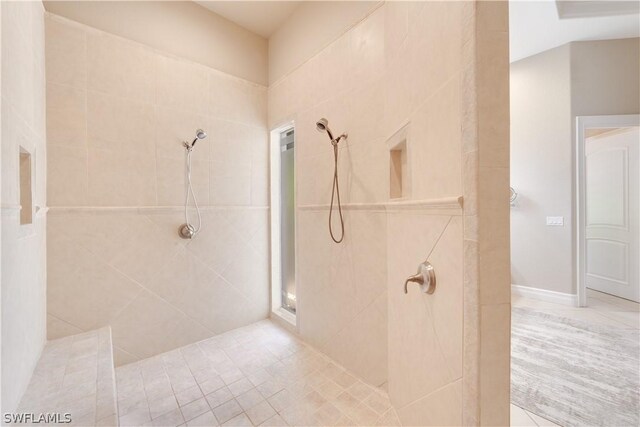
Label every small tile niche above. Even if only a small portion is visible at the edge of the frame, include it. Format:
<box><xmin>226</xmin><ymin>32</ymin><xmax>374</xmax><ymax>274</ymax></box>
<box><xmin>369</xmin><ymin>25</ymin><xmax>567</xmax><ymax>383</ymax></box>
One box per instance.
<box><xmin>387</xmin><ymin>125</ymin><xmax>411</xmax><ymax>200</ymax></box>
<box><xmin>19</xmin><ymin>147</ymin><xmax>33</xmax><ymax>225</ymax></box>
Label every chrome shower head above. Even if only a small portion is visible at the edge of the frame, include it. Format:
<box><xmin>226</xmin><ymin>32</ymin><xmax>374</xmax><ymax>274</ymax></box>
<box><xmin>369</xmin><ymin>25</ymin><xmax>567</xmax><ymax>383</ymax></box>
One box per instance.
<box><xmin>188</xmin><ymin>129</ymin><xmax>207</xmax><ymax>149</ymax></box>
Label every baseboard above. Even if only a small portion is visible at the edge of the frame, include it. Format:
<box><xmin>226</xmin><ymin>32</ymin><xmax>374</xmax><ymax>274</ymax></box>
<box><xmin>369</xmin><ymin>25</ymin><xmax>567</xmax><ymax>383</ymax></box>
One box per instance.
<box><xmin>512</xmin><ymin>284</ymin><xmax>578</xmax><ymax>307</ymax></box>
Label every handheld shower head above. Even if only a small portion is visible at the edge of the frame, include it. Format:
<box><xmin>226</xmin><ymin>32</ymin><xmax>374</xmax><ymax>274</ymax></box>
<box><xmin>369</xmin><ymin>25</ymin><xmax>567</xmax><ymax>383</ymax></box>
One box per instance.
<box><xmin>315</xmin><ymin>117</ymin><xmax>348</xmax><ymax>243</ymax></box>
<box><xmin>180</xmin><ymin>128</ymin><xmax>207</xmax><ymax>238</ymax></box>
<box><xmin>316</xmin><ymin>118</ymin><xmax>334</xmax><ymax>141</ymax></box>
<box><xmin>316</xmin><ymin>118</ymin><xmax>328</xmax><ymax>132</ymax></box>
<box><xmin>189</xmin><ymin>129</ymin><xmax>207</xmax><ymax>149</ymax></box>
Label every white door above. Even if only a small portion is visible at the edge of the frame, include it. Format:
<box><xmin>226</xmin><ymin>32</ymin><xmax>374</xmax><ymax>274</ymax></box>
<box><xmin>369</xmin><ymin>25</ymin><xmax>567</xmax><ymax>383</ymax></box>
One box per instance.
<box><xmin>585</xmin><ymin>127</ymin><xmax>640</xmax><ymax>302</ymax></box>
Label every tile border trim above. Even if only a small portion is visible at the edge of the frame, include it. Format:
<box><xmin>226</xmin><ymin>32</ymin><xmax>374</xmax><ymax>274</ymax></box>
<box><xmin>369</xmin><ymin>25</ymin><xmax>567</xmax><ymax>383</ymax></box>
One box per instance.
<box><xmin>47</xmin><ymin>206</ymin><xmax>269</xmax><ymax>215</ymax></box>
<box><xmin>298</xmin><ymin>196</ymin><xmax>463</xmax><ymax>213</ymax></box>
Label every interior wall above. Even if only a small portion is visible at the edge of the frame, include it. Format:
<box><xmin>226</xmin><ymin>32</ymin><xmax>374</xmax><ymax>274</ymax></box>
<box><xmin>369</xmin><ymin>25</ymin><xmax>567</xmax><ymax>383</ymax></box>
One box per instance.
<box><xmin>269</xmin><ymin>3</ymin><xmax>389</xmax><ymax>387</ymax></box>
<box><xmin>510</xmin><ymin>37</ymin><xmax>640</xmax><ymax>296</ymax></box>
<box><xmin>268</xmin><ymin>2</ymin><xmax>511</xmax><ymax>424</ymax></box>
<box><xmin>1</xmin><ymin>0</ymin><xmax>3</xmax><ymax>411</ymax></box>
<box><xmin>268</xmin><ymin>1</ymin><xmax>380</xmax><ymax>84</ymax></box>
<box><xmin>1</xmin><ymin>0</ymin><xmax>48</xmax><ymax>413</ymax></box>
<box><xmin>44</xmin><ymin>0</ymin><xmax>268</xmax><ymax>85</ymax></box>
<box><xmin>45</xmin><ymin>14</ymin><xmax>270</xmax><ymax>365</ymax></box>
<box><xmin>510</xmin><ymin>44</ymin><xmax>573</xmax><ymax>294</ymax></box>
<box><xmin>571</xmin><ymin>38</ymin><xmax>640</xmax><ymax>119</ymax></box>
<box><xmin>469</xmin><ymin>3</ymin><xmax>512</xmax><ymax>423</ymax></box>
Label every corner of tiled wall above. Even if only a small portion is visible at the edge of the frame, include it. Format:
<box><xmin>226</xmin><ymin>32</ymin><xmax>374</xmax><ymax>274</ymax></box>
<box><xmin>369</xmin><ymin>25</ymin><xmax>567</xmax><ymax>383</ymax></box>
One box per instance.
<box><xmin>461</xmin><ymin>1</ymin><xmax>511</xmax><ymax>426</ymax></box>
<box><xmin>1</xmin><ymin>0</ymin><xmax>48</xmax><ymax>414</ymax></box>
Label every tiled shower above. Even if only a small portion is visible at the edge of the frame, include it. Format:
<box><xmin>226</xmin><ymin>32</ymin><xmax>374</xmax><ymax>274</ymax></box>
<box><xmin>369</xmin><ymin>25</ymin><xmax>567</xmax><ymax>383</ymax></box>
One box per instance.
<box><xmin>1</xmin><ymin>1</ymin><xmax>511</xmax><ymax>426</ymax></box>
<box><xmin>45</xmin><ymin>13</ymin><xmax>271</xmax><ymax>365</ymax></box>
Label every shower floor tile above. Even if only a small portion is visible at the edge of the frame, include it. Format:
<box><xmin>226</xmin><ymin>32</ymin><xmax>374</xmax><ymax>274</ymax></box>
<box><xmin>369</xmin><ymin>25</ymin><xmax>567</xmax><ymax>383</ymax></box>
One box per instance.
<box><xmin>115</xmin><ymin>320</ymin><xmax>399</xmax><ymax>426</ymax></box>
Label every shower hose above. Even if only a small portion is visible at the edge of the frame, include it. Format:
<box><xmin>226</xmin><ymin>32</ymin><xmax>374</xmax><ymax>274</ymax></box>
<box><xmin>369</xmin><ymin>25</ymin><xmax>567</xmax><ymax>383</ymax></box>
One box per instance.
<box><xmin>184</xmin><ymin>147</ymin><xmax>202</xmax><ymax>236</ymax></box>
<box><xmin>329</xmin><ymin>141</ymin><xmax>345</xmax><ymax>243</ymax></box>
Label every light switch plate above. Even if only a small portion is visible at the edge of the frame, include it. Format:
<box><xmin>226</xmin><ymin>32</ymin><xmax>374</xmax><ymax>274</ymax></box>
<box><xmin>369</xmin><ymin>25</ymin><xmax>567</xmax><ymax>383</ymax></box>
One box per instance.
<box><xmin>546</xmin><ymin>216</ymin><xmax>564</xmax><ymax>226</ymax></box>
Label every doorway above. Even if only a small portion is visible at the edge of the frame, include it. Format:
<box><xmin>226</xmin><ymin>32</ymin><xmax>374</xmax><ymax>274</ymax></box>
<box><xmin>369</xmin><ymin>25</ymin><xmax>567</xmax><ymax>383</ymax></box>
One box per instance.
<box><xmin>577</xmin><ymin>115</ymin><xmax>640</xmax><ymax>305</ymax></box>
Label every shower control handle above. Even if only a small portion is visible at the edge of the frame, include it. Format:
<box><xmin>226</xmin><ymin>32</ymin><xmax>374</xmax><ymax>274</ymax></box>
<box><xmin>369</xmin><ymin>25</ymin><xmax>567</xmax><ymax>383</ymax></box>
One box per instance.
<box><xmin>404</xmin><ymin>261</ymin><xmax>436</xmax><ymax>294</ymax></box>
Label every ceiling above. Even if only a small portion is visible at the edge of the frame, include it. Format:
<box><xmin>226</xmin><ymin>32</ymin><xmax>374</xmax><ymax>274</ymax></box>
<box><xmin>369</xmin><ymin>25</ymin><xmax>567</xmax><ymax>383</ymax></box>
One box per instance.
<box><xmin>510</xmin><ymin>0</ymin><xmax>640</xmax><ymax>62</ymax></box>
<box><xmin>195</xmin><ymin>1</ymin><xmax>300</xmax><ymax>38</ymax></box>
<box><xmin>556</xmin><ymin>1</ymin><xmax>639</xmax><ymax>19</ymax></box>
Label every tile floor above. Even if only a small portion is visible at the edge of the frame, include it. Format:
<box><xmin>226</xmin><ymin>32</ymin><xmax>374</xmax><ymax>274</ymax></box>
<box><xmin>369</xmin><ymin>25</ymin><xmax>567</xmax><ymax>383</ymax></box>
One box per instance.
<box><xmin>17</xmin><ymin>327</ymin><xmax>118</xmax><ymax>426</ymax></box>
<box><xmin>510</xmin><ymin>288</ymin><xmax>640</xmax><ymax>427</ymax></box>
<box><xmin>115</xmin><ymin>320</ymin><xmax>398</xmax><ymax>427</ymax></box>
<box><xmin>118</xmin><ymin>289</ymin><xmax>639</xmax><ymax>427</ymax></box>
<box><xmin>16</xmin><ymin>288</ymin><xmax>636</xmax><ymax>427</ymax></box>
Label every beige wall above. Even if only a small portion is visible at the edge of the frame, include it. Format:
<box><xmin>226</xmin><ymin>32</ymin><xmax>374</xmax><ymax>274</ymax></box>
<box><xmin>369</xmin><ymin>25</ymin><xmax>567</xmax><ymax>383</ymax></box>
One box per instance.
<box><xmin>572</xmin><ymin>38</ymin><xmax>640</xmax><ymax>118</ymax></box>
<box><xmin>268</xmin><ymin>1</ymin><xmax>380</xmax><ymax>84</ymax></box>
<box><xmin>44</xmin><ymin>0</ymin><xmax>268</xmax><ymax>85</ymax></box>
<box><xmin>465</xmin><ymin>2</ymin><xmax>511</xmax><ymax>423</ymax></box>
<box><xmin>1</xmin><ymin>0</ymin><xmax>48</xmax><ymax>413</ymax></box>
<box><xmin>45</xmin><ymin>14</ymin><xmax>270</xmax><ymax>365</ymax></box>
<box><xmin>510</xmin><ymin>38</ymin><xmax>639</xmax><ymax>295</ymax></box>
<box><xmin>269</xmin><ymin>3</ymin><xmax>389</xmax><ymax>387</ymax></box>
<box><xmin>269</xmin><ymin>1</ymin><xmax>510</xmax><ymax>424</ymax></box>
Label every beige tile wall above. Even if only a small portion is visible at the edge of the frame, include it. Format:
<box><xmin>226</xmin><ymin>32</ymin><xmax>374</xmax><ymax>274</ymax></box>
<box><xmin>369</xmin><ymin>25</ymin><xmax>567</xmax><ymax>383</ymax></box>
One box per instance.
<box><xmin>461</xmin><ymin>1</ymin><xmax>511</xmax><ymax>425</ymax></box>
<box><xmin>45</xmin><ymin>14</ymin><xmax>270</xmax><ymax>366</ymax></box>
<box><xmin>268</xmin><ymin>1</ymin><xmax>510</xmax><ymax>424</ymax></box>
<box><xmin>1</xmin><ymin>0</ymin><xmax>48</xmax><ymax>414</ymax></box>
<box><xmin>296</xmin><ymin>208</ymin><xmax>388</xmax><ymax>386</ymax></box>
<box><xmin>46</xmin><ymin>14</ymin><xmax>268</xmax><ymax>208</ymax></box>
<box><xmin>269</xmin><ymin>4</ymin><xmax>391</xmax><ymax>390</ymax></box>
<box><xmin>387</xmin><ymin>211</ymin><xmax>464</xmax><ymax>426</ymax></box>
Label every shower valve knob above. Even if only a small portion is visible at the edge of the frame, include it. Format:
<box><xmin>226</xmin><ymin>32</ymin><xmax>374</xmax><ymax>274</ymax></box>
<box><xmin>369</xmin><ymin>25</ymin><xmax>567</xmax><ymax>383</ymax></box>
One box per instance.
<box><xmin>404</xmin><ymin>261</ymin><xmax>436</xmax><ymax>294</ymax></box>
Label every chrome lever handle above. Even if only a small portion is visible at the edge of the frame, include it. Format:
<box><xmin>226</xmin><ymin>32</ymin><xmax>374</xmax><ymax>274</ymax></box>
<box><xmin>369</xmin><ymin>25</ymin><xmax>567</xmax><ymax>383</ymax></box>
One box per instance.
<box><xmin>404</xmin><ymin>261</ymin><xmax>436</xmax><ymax>294</ymax></box>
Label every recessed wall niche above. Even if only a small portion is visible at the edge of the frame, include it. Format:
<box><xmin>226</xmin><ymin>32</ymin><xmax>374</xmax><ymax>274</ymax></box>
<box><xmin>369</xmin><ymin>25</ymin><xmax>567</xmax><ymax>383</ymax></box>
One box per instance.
<box><xmin>387</xmin><ymin>124</ymin><xmax>411</xmax><ymax>200</ymax></box>
<box><xmin>19</xmin><ymin>147</ymin><xmax>33</xmax><ymax>225</ymax></box>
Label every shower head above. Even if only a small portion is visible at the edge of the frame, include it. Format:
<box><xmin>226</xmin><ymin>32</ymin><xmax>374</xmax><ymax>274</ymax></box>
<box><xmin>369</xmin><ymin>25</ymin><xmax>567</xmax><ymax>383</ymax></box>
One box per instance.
<box><xmin>189</xmin><ymin>129</ymin><xmax>207</xmax><ymax>149</ymax></box>
<box><xmin>316</xmin><ymin>118</ymin><xmax>329</xmax><ymax>132</ymax></box>
<box><xmin>316</xmin><ymin>118</ymin><xmax>334</xmax><ymax>141</ymax></box>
